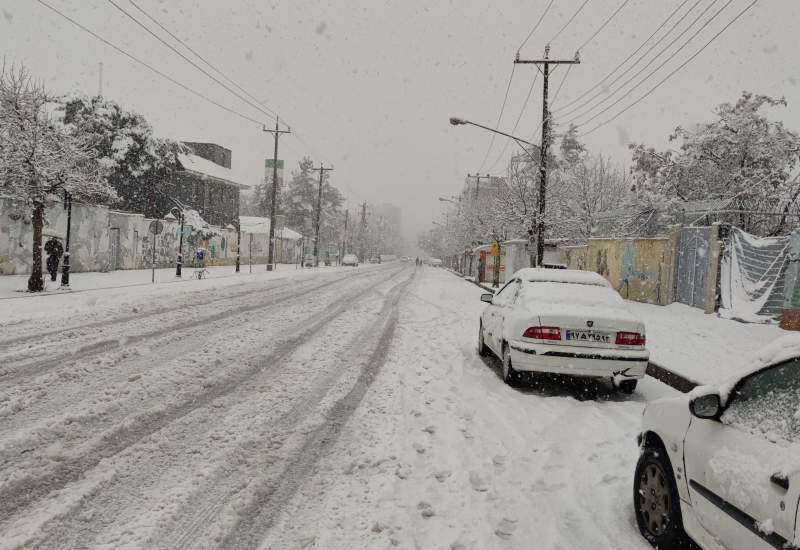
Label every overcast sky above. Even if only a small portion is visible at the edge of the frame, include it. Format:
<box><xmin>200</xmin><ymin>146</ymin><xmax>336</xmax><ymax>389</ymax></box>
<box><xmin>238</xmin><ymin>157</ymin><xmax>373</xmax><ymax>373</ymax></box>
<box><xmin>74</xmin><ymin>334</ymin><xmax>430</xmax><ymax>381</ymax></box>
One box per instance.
<box><xmin>2</xmin><ymin>0</ymin><xmax>798</xmax><ymax>246</ymax></box>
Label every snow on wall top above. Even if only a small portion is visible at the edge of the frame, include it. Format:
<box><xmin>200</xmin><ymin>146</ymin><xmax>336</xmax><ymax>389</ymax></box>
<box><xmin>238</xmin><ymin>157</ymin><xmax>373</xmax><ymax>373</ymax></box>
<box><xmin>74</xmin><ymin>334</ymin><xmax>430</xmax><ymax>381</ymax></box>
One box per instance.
<box><xmin>177</xmin><ymin>153</ymin><xmax>249</xmax><ymax>189</ymax></box>
<box><xmin>239</xmin><ymin>216</ymin><xmax>302</xmax><ymax>240</ymax></box>
<box><xmin>513</xmin><ymin>268</ymin><xmax>612</xmax><ymax>288</ymax></box>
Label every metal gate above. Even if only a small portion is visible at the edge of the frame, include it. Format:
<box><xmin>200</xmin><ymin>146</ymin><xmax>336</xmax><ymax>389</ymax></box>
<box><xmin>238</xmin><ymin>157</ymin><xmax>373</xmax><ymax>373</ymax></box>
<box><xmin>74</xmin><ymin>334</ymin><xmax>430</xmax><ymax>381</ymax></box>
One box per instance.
<box><xmin>675</xmin><ymin>227</ymin><xmax>710</xmax><ymax>309</ymax></box>
<box><xmin>109</xmin><ymin>228</ymin><xmax>121</xmax><ymax>271</ymax></box>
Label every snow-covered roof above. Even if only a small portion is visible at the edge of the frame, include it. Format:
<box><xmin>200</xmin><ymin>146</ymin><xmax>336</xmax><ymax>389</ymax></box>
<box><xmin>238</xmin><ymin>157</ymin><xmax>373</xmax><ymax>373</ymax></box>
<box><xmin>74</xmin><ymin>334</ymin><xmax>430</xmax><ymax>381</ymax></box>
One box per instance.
<box><xmin>177</xmin><ymin>153</ymin><xmax>249</xmax><ymax>190</ymax></box>
<box><xmin>239</xmin><ymin>216</ymin><xmax>302</xmax><ymax>240</ymax></box>
<box><xmin>512</xmin><ymin>268</ymin><xmax>612</xmax><ymax>288</ymax></box>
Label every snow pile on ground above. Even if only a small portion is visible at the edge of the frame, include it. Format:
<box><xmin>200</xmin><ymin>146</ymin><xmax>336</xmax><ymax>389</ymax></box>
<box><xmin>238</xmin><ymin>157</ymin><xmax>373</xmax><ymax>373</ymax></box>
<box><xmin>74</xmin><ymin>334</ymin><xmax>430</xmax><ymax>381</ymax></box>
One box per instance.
<box><xmin>627</xmin><ymin>301</ymin><xmax>789</xmax><ymax>384</ymax></box>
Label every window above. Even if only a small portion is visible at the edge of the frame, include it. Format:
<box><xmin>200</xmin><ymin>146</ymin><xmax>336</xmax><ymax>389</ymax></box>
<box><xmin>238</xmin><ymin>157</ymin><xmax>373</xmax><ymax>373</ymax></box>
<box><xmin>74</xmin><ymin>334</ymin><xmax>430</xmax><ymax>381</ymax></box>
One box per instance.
<box><xmin>492</xmin><ymin>279</ymin><xmax>519</xmax><ymax>307</ymax></box>
<box><xmin>721</xmin><ymin>359</ymin><xmax>800</xmax><ymax>444</ymax></box>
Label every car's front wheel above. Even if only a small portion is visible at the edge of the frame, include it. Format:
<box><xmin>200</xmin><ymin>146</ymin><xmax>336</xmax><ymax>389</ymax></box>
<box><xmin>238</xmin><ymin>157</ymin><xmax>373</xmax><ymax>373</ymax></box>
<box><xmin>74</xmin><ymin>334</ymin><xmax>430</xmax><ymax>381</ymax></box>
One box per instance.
<box><xmin>477</xmin><ymin>322</ymin><xmax>489</xmax><ymax>357</ymax></box>
<box><xmin>619</xmin><ymin>379</ymin><xmax>638</xmax><ymax>394</ymax></box>
<box><xmin>501</xmin><ymin>344</ymin><xmax>521</xmax><ymax>386</ymax></box>
<box><xmin>634</xmin><ymin>447</ymin><xmax>692</xmax><ymax>549</ymax></box>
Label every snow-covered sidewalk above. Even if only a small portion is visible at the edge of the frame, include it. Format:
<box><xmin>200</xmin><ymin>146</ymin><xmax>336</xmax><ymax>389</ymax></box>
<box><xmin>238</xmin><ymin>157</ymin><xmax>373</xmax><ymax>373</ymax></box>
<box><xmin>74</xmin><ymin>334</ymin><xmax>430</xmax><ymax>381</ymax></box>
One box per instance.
<box><xmin>0</xmin><ymin>263</ymin><xmax>372</xmax><ymax>324</ymax></box>
<box><xmin>627</xmin><ymin>301</ymin><xmax>791</xmax><ymax>385</ymax></box>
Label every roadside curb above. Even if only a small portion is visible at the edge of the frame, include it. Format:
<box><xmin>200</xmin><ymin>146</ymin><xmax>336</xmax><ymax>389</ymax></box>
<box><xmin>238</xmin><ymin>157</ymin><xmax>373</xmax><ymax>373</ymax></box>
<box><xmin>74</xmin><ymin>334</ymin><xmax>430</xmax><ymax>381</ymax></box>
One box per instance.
<box><xmin>646</xmin><ymin>362</ymin><xmax>699</xmax><ymax>393</ymax></box>
<box><xmin>445</xmin><ymin>267</ymin><xmax>701</xmax><ymax>394</ymax></box>
<box><xmin>444</xmin><ymin>268</ymin><xmax>496</xmax><ymax>293</ymax></box>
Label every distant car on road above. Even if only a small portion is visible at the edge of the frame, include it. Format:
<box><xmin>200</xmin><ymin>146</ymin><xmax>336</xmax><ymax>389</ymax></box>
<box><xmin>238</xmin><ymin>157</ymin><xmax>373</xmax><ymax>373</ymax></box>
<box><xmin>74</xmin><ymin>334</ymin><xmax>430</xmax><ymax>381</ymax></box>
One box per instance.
<box><xmin>368</xmin><ymin>257</ymin><xmax>380</xmax><ymax>264</ymax></box>
<box><xmin>634</xmin><ymin>336</ymin><xmax>800</xmax><ymax>550</ymax></box>
<box><xmin>341</xmin><ymin>253</ymin><xmax>359</xmax><ymax>267</ymax></box>
<box><xmin>477</xmin><ymin>268</ymin><xmax>647</xmax><ymax>392</ymax></box>
<box><xmin>303</xmin><ymin>254</ymin><xmax>315</xmax><ymax>267</ymax></box>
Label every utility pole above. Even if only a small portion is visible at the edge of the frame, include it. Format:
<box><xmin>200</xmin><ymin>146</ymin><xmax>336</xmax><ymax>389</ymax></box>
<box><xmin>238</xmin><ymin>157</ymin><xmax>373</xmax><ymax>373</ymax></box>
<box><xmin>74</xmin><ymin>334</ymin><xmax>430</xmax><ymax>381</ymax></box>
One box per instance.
<box><xmin>342</xmin><ymin>209</ymin><xmax>349</xmax><ymax>256</ymax></box>
<box><xmin>358</xmin><ymin>201</ymin><xmax>368</xmax><ymax>261</ymax></box>
<box><xmin>262</xmin><ymin>118</ymin><xmax>291</xmax><ymax>271</ymax></box>
<box><xmin>467</xmin><ymin>173</ymin><xmax>491</xmax><ymax>201</ymax></box>
<box><xmin>515</xmin><ymin>45</ymin><xmax>580</xmax><ymax>266</ymax></box>
<box><xmin>312</xmin><ymin>164</ymin><xmax>334</xmax><ymax>267</ymax></box>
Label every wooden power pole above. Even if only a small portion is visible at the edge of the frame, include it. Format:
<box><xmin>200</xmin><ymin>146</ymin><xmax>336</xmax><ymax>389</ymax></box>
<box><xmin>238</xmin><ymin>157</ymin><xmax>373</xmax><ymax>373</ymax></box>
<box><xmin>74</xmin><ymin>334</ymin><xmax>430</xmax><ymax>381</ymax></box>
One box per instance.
<box><xmin>263</xmin><ymin>119</ymin><xmax>291</xmax><ymax>271</ymax></box>
<box><xmin>312</xmin><ymin>164</ymin><xmax>333</xmax><ymax>267</ymax></box>
<box><xmin>514</xmin><ymin>46</ymin><xmax>580</xmax><ymax>266</ymax></box>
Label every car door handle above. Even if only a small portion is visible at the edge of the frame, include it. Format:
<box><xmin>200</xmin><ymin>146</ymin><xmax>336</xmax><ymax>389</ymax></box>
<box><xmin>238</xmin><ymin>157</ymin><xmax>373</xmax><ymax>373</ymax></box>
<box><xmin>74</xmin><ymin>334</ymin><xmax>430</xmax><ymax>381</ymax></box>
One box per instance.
<box><xmin>770</xmin><ymin>473</ymin><xmax>789</xmax><ymax>491</ymax></box>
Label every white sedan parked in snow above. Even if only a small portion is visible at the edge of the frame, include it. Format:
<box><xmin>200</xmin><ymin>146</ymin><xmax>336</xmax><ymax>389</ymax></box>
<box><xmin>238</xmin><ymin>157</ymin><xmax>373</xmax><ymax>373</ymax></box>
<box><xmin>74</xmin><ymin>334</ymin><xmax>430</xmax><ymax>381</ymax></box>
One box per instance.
<box><xmin>477</xmin><ymin>268</ymin><xmax>648</xmax><ymax>392</ymax></box>
<box><xmin>635</xmin><ymin>335</ymin><xmax>800</xmax><ymax>550</ymax></box>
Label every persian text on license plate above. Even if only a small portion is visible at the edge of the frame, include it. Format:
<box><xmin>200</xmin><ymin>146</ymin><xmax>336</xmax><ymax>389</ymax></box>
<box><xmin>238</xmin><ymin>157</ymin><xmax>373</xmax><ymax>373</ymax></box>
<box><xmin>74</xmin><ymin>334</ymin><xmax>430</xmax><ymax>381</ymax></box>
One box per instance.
<box><xmin>565</xmin><ymin>330</ymin><xmax>611</xmax><ymax>343</ymax></box>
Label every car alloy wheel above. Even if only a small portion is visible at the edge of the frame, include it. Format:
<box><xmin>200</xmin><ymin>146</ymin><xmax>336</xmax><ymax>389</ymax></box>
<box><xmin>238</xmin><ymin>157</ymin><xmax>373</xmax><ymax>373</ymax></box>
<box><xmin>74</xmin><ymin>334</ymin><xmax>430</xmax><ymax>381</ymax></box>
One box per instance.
<box><xmin>638</xmin><ymin>462</ymin><xmax>671</xmax><ymax>537</ymax></box>
<box><xmin>633</xmin><ymin>447</ymin><xmax>692</xmax><ymax>549</ymax></box>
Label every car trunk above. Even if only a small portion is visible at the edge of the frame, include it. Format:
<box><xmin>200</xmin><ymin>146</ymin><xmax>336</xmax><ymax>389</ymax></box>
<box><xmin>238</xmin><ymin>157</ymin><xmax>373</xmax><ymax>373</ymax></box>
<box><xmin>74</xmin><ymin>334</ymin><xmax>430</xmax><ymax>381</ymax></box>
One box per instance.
<box><xmin>537</xmin><ymin>305</ymin><xmax>643</xmax><ymax>349</ymax></box>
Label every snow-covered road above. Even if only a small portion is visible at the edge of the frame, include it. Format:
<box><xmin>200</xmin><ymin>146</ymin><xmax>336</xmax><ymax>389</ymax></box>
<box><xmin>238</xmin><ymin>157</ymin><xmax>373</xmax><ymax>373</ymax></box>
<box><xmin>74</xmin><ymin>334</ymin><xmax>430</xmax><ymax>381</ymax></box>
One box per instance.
<box><xmin>0</xmin><ymin>264</ymin><xmax>676</xmax><ymax>549</ymax></box>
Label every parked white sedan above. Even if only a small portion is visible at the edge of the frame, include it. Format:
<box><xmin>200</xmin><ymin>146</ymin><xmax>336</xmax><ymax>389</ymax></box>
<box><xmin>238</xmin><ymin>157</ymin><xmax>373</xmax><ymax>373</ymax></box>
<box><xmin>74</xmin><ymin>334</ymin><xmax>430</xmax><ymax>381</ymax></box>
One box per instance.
<box><xmin>478</xmin><ymin>268</ymin><xmax>648</xmax><ymax>392</ymax></box>
<box><xmin>635</xmin><ymin>335</ymin><xmax>800</xmax><ymax>550</ymax></box>
<box><xmin>341</xmin><ymin>253</ymin><xmax>359</xmax><ymax>267</ymax></box>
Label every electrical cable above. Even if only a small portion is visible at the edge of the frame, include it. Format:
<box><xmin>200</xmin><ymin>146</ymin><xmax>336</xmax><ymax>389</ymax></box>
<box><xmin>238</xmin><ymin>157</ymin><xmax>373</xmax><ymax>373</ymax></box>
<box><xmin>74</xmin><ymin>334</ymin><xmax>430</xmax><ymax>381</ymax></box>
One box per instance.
<box><xmin>577</xmin><ymin>0</ymin><xmax>631</xmax><ymax>52</ymax></box>
<box><xmin>577</xmin><ymin>0</ymin><xmax>758</xmax><ymax>137</ymax></box>
<box><xmin>36</xmin><ymin>0</ymin><xmax>264</xmax><ymax>126</ymax></box>
<box><xmin>476</xmin><ymin>63</ymin><xmax>516</xmax><ymax>173</ymax></box>
<box><xmin>518</xmin><ymin>0</ymin><xmax>556</xmax><ymax>52</ymax></box>
<box><xmin>548</xmin><ymin>0</ymin><xmax>592</xmax><ymax>46</ymax></box>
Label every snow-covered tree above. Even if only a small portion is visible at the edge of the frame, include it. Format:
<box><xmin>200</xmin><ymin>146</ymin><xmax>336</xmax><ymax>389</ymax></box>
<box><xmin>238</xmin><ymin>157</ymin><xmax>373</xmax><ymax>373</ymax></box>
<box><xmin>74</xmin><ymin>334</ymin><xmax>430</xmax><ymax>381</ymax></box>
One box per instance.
<box><xmin>629</xmin><ymin>92</ymin><xmax>800</xmax><ymax>235</ymax></box>
<box><xmin>0</xmin><ymin>62</ymin><xmax>116</xmax><ymax>291</ymax></box>
<box><xmin>61</xmin><ymin>95</ymin><xmax>185</xmax><ymax>218</ymax></box>
<box><xmin>283</xmin><ymin>156</ymin><xmax>344</xmax><ymax>239</ymax></box>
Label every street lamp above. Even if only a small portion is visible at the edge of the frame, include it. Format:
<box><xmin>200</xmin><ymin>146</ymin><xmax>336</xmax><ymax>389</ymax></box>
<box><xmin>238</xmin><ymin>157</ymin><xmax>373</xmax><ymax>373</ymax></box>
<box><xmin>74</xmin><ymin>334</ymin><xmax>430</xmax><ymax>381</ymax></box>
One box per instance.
<box><xmin>60</xmin><ymin>190</ymin><xmax>72</xmax><ymax>288</ymax></box>
<box><xmin>449</xmin><ymin>115</ymin><xmax>543</xmax><ymax>266</ymax></box>
<box><xmin>168</xmin><ymin>205</ymin><xmax>185</xmax><ymax>277</ymax></box>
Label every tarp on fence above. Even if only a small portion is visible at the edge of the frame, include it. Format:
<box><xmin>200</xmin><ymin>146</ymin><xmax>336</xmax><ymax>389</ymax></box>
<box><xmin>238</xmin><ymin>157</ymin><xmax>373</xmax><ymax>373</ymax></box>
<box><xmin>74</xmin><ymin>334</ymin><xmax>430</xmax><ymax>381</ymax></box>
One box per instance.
<box><xmin>720</xmin><ymin>227</ymin><xmax>790</xmax><ymax>322</ymax></box>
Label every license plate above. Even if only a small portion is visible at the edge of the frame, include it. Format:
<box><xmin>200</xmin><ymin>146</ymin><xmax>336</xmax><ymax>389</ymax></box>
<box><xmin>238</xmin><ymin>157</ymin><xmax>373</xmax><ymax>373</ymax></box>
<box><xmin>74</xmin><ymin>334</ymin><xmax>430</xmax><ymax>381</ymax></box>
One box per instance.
<box><xmin>565</xmin><ymin>330</ymin><xmax>611</xmax><ymax>343</ymax></box>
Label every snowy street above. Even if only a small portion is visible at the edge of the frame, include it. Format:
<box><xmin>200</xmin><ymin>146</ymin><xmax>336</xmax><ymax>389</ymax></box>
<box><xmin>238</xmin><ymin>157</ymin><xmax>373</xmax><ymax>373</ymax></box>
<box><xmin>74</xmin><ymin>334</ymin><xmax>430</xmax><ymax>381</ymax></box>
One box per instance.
<box><xmin>1</xmin><ymin>264</ymin><xmax>674</xmax><ymax>549</ymax></box>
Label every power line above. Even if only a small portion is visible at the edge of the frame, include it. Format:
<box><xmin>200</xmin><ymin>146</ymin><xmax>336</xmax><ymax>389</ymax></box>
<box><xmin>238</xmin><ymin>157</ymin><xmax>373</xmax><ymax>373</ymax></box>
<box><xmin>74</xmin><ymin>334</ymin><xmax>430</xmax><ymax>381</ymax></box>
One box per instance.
<box><xmin>554</xmin><ymin>0</ymin><xmax>692</xmax><ymax>113</ymax></box>
<box><xmin>577</xmin><ymin>0</ymin><xmax>631</xmax><ymax>52</ymax></box>
<box><xmin>488</xmin><ymin>70</ymin><xmax>540</xmax><ymax>171</ymax></box>
<box><xmin>569</xmin><ymin>0</ymin><xmax>734</xmax><ymax>128</ymax></box>
<box><xmin>518</xmin><ymin>0</ymin><xmax>556</xmax><ymax>52</ymax></box>
<box><xmin>563</xmin><ymin>0</ymin><xmax>720</xmax><ymax>122</ymax></box>
<box><xmin>548</xmin><ymin>0</ymin><xmax>592</xmax><ymax>46</ymax></box>
<box><xmin>476</xmin><ymin>63</ymin><xmax>516</xmax><ymax>173</ymax></box>
<box><xmin>526</xmin><ymin>62</ymin><xmax>575</xmax><ymax>146</ymax></box>
<box><xmin>36</xmin><ymin>0</ymin><xmax>264</xmax><ymax>126</ymax></box>
<box><xmin>578</xmin><ymin>0</ymin><xmax>758</xmax><ymax>137</ymax></box>
<box><xmin>126</xmin><ymin>0</ymin><xmax>280</xmax><ymax>121</ymax></box>
<box><xmin>106</xmin><ymin>0</ymin><xmax>277</xmax><ymax>123</ymax></box>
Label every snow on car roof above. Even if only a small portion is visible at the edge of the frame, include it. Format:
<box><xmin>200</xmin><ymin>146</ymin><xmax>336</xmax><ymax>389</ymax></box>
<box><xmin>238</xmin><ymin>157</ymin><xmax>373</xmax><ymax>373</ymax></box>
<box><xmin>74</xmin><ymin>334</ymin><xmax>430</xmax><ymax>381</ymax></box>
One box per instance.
<box><xmin>513</xmin><ymin>268</ymin><xmax>612</xmax><ymax>288</ymax></box>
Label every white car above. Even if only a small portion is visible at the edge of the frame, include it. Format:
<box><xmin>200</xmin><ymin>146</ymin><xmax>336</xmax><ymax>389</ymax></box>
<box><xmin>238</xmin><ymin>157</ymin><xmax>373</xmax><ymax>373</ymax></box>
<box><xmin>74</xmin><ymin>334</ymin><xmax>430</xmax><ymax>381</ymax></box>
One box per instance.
<box><xmin>635</xmin><ymin>335</ymin><xmax>800</xmax><ymax>550</ymax></box>
<box><xmin>303</xmin><ymin>254</ymin><xmax>315</xmax><ymax>267</ymax></box>
<box><xmin>341</xmin><ymin>253</ymin><xmax>359</xmax><ymax>267</ymax></box>
<box><xmin>477</xmin><ymin>268</ymin><xmax>648</xmax><ymax>392</ymax></box>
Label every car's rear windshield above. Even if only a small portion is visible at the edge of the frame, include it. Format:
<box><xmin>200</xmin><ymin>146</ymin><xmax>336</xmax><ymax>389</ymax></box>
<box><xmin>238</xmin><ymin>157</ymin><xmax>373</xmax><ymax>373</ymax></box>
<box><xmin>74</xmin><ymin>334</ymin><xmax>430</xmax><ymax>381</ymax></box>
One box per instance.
<box><xmin>520</xmin><ymin>281</ymin><xmax>625</xmax><ymax>308</ymax></box>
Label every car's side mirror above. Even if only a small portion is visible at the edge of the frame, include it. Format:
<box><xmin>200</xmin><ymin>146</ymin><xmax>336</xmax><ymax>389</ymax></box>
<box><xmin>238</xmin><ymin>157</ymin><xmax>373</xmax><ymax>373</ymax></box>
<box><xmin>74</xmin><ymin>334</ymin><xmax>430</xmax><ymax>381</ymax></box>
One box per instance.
<box><xmin>690</xmin><ymin>393</ymin><xmax>722</xmax><ymax>419</ymax></box>
<box><xmin>480</xmin><ymin>293</ymin><xmax>494</xmax><ymax>303</ymax></box>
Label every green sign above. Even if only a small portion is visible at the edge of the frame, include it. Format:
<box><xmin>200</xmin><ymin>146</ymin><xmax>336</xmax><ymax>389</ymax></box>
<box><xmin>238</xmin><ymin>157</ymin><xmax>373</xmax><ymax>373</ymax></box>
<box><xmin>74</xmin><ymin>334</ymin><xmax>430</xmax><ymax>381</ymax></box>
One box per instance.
<box><xmin>265</xmin><ymin>159</ymin><xmax>284</xmax><ymax>169</ymax></box>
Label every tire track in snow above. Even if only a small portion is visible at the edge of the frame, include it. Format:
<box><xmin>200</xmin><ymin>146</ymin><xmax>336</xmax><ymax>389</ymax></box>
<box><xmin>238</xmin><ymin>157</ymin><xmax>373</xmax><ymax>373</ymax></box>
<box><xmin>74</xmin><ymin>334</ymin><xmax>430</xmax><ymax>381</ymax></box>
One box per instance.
<box><xmin>0</xmin><ymin>268</ymin><xmax>384</xmax><ymax>385</ymax></box>
<box><xmin>0</xmin><ymin>266</ymin><xmax>407</xmax><ymax>527</ymax></box>
<box><xmin>216</xmin><ymin>269</ymin><xmax>414</xmax><ymax>550</ymax></box>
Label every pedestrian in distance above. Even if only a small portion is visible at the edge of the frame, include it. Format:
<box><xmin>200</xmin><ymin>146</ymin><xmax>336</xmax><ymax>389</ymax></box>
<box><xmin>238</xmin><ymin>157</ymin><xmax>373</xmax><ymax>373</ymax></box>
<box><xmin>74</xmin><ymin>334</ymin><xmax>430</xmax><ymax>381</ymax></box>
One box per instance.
<box><xmin>44</xmin><ymin>237</ymin><xmax>63</xmax><ymax>282</ymax></box>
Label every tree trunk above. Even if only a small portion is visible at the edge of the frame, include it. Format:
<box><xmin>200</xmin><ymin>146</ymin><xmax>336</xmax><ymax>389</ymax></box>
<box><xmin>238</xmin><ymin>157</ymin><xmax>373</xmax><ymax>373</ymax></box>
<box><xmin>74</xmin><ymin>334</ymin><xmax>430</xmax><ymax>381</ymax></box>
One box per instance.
<box><xmin>27</xmin><ymin>201</ymin><xmax>45</xmax><ymax>292</ymax></box>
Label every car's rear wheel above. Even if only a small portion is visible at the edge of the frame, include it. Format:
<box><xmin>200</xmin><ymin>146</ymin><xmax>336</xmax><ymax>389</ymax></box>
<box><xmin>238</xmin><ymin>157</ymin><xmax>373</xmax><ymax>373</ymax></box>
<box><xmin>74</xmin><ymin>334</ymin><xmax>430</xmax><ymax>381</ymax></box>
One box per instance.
<box><xmin>619</xmin><ymin>379</ymin><xmax>638</xmax><ymax>394</ymax></box>
<box><xmin>501</xmin><ymin>344</ymin><xmax>521</xmax><ymax>386</ymax></box>
<box><xmin>477</xmin><ymin>322</ymin><xmax>489</xmax><ymax>357</ymax></box>
<box><xmin>634</xmin><ymin>447</ymin><xmax>692</xmax><ymax>549</ymax></box>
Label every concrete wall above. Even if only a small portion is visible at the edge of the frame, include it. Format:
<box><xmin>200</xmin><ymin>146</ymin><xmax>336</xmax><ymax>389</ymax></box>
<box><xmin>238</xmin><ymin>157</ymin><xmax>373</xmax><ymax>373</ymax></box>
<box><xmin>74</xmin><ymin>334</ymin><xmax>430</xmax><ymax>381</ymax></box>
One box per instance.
<box><xmin>0</xmin><ymin>196</ymin><xmax>302</xmax><ymax>275</ymax></box>
<box><xmin>559</xmin><ymin>237</ymin><xmax>674</xmax><ymax>305</ymax></box>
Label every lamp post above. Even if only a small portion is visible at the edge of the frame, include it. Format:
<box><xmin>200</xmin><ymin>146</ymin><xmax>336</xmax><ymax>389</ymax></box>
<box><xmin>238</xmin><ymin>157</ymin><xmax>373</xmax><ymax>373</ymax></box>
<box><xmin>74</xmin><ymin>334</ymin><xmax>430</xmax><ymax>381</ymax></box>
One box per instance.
<box><xmin>60</xmin><ymin>190</ymin><xmax>72</xmax><ymax>288</ymax></box>
<box><xmin>449</xmin><ymin>116</ymin><xmax>543</xmax><ymax>266</ymax></box>
<box><xmin>168</xmin><ymin>205</ymin><xmax>185</xmax><ymax>277</ymax></box>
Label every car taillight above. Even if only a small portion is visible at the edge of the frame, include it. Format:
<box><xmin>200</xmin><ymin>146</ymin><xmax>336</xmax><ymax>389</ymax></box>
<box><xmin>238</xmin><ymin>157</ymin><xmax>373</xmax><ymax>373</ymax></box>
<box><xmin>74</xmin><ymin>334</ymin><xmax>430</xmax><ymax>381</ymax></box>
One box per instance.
<box><xmin>616</xmin><ymin>331</ymin><xmax>646</xmax><ymax>346</ymax></box>
<box><xmin>523</xmin><ymin>326</ymin><xmax>561</xmax><ymax>340</ymax></box>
